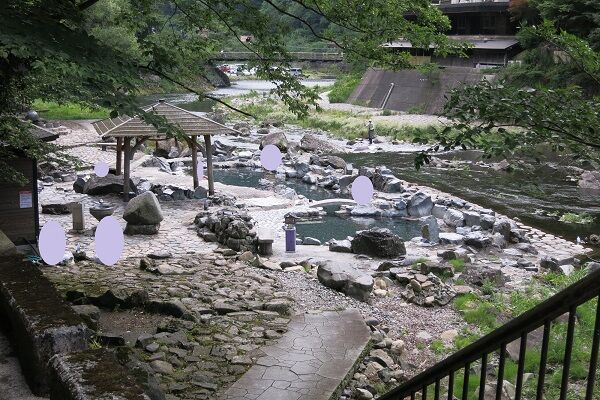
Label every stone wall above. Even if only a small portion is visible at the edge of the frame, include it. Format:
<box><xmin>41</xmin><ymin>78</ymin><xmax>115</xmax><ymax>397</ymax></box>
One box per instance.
<box><xmin>194</xmin><ymin>208</ymin><xmax>258</xmax><ymax>252</ymax></box>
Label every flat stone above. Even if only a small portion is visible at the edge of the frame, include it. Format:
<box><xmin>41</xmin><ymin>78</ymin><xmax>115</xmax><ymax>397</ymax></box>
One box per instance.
<box><xmin>150</xmin><ymin>360</ymin><xmax>174</xmax><ymax>374</ymax></box>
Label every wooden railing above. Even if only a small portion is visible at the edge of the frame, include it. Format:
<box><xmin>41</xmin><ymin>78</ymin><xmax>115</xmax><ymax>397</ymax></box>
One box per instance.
<box><xmin>379</xmin><ymin>267</ymin><xmax>600</xmax><ymax>400</ymax></box>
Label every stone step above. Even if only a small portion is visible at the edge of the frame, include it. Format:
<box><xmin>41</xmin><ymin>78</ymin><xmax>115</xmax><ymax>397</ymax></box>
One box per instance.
<box><xmin>221</xmin><ymin>309</ymin><xmax>371</xmax><ymax>400</ymax></box>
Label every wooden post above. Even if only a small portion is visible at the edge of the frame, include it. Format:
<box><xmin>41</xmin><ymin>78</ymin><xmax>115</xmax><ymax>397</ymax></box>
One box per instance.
<box><xmin>123</xmin><ymin>137</ymin><xmax>131</xmax><ymax>202</ymax></box>
<box><xmin>190</xmin><ymin>136</ymin><xmax>199</xmax><ymax>189</ymax></box>
<box><xmin>116</xmin><ymin>137</ymin><xmax>122</xmax><ymax>175</ymax></box>
<box><xmin>204</xmin><ymin>134</ymin><xmax>214</xmax><ymax>195</ymax></box>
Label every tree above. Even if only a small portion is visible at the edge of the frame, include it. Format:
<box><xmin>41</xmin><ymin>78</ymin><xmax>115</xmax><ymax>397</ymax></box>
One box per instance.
<box><xmin>531</xmin><ymin>0</ymin><xmax>600</xmax><ymax>50</ymax></box>
<box><xmin>1</xmin><ymin>0</ymin><xmax>462</xmax><ymax>184</ymax></box>
<box><xmin>414</xmin><ymin>22</ymin><xmax>600</xmax><ymax>168</ymax></box>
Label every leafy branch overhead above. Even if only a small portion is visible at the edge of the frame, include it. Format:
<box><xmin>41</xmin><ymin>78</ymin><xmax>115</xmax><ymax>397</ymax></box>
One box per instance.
<box><xmin>414</xmin><ymin>22</ymin><xmax>600</xmax><ymax>169</ymax></box>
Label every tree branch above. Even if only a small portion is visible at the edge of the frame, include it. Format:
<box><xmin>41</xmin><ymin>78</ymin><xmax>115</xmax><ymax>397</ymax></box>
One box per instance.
<box><xmin>78</xmin><ymin>0</ymin><xmax>102</xmax><ymax>11</ymax></box>
<box><xmin>139</xmin><ymin>64</ymin><xmax>254</xmax><ymax>117</ymax></box>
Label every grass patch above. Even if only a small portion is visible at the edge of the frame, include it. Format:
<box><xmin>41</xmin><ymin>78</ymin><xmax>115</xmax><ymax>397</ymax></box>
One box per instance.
<box><xmin>33</xmin><ymin>99</ymin><xmax>109</xmax><ymax>120</ymax></box>
<box><xmin>558</xmin><ymin>212</ymin><xmax>595</xmax><ymax>224</ymax></box>
<box><xmin>450</xmin><ymin>270</ymin><xmax>599</xmax><ymax>399</ymax></box>
<box><xmin>449</xmin><ymin>258</ymin><xmax>466</xmax><ymax>273</ymax></box>
<box><xmin>327</xmin><ymin>72</ymin><xmax>363</xmax><ymax>103</ymax></box>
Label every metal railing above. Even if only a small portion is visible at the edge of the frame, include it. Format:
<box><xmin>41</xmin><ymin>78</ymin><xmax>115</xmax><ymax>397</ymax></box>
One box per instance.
<box><xmin>379</xmin><ymin>268</ymin><xmax>600</xmax><ymax>400</ymax></box>
<box><xmin>214</xmin><ymin>51</ymin><xmax>344</xmax><ymax>61</ymax></box>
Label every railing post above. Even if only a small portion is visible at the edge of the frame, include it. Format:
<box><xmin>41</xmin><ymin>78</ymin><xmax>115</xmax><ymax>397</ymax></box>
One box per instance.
<box><xmin>585</xmin><ymin>293</ymin><xmax>600</xmax><ymax>400</ymax></box>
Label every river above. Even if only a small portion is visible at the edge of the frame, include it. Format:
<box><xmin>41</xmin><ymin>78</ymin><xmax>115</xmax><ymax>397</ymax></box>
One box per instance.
<box><xmin>143</xmin><ymin>81</ymin><xmax>600</xmax><ymax>251</ymax></box>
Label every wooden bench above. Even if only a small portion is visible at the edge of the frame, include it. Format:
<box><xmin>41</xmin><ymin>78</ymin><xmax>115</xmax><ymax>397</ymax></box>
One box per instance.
<box><xmin>257</xmin><ymin>227</ymin><xmax>275</xmax><ymax>256</ymax></box>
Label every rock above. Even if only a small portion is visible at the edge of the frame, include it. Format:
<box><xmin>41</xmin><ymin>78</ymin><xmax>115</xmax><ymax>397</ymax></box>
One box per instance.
<box><xmin>439</xmin><ymin>232</ymin><xmax>465</xmax><ymax>245</ymax></box>
<box><xmin>263</xmin><ymin>300</ymin><xmax>292</xmax><ymax>315</ymax></box>
<box><xmin>41</xmin><ymin>203</ymin><xmax>72</xmax><ymax>215</ymax></box>
<box><xmin>300</xmin><ymin>133</ymin><xmax>343</xmax><ymax>154</ymax></box>
<box><xmin>464</xmin><ymin>231</ymin><xmax>492</xmax><ymax>249</ymax></box>
<box><xmin>123</xmin><ymin>192</ymin><xmax>164</xmax><ymax>225</ymax></box>
<box><xmin>431</xmin><ymin>204</ymin><xmax>447</xmax><ymax>219</ymax></box>
<box><xmin>407</xmin><ymin>192</ymin><xmax>433</xmax><ymax>217</ymax></box>
<box><xmin>302</xmin><ymin>237</ymin><xmax>321</xmax><ymax>245</ymax></box>
<box><xmin>492</xmin><ymin>219</ymin><xmax>512</xmax><ymax>241</ymax></box>
<box><xmin>317</xmin><ymin>264</ymin><xmax>374</xmax><ymax>302</ymax></box>
<box><xmin>578</xmin><ymin>171</ymin><xmax>600</xmax><ymax>189</ymax></box>
<box><xmin>193</xmin><ymin>186</ymin><xmax>208</xmax><ymax>199</ymax></box>
<box><xmin>443</xmin><ymin>209</ymin><xmax>465</xmax><ymax>227</ymax></box>
<box><xmin>390</xmin><ymin>340</ymin><xmax>405</xmax><ymax>355</ymax></box>
<box><xmin>213</xmin><ymin>300</ymin><xmax>240</xmax><ymax>314</ymax></box>
<box><xmin>463</xmin><ymin>266</ymin><xmax>507</xmax><ymax>287</ymax></box>
<box><xmin>351</xmin><ymin>228</ymin><xmax>406</xmax><ymax>258</ymax></box>
<box><xmin>355</xmin><ymin>388</ymin><xmax>374</xmax><ymax>400</ymax></box>
<box><xmin>329</xmin><ymin>239</ymin><xmax>352</xmax><ymax>253</ymax></box>
<box><xmin>557</xmin><ymin>264</ymin><xmax>575</xmax><ymax>276</ymax></box>
<box><xmin>73</xmin><ymin>176</ymin><xmax>86</xmax><ymax>193</ymax></box>
<box><xmin>150</xmin><ymin>360</ymin><xmax>174</xmax><ymax>375</ymax></box>
<box><xmin>295</xmin><ymin>162</ymin><xmax>311</xmax><ymax>178</ymax></box>
<box><xmin>463</xmin><ymin>211</ymin><xmax>481</xmax><ymax>227</ymax></box>
<box><xmin>480</xmin><ymin>214</ymin><xmax>496</xmax><ymax>230</ymax></box>
<box><xmin>419</xmin><ymin>216</ymin><xmax>439</xmax><ymax>243</ymax></box>
<box><xmin>259</xmin><ymin>131</ymin><xmax>288</xmax><ymax>152</ymax></box>
<box><xmin>370</xmin><ymin>349</ymin><xmax>395</xmax><ymax>368</ymax></box>
<box><xmin>0</xmin><ymin>229</ymin><xmax>17</xmax><ymax>257</ymax></box>
<box><xmin>350</xmin><ymin>205</ymin><xmax>382</xmax><ymax>217</ymax></box>
<box><xmin>238</xmin><ymin>251</ymin><xmax>255</xmax><ymax>262</ymax></box>
<box><xmin>124</xmin><ymin>224</ymin><xmax>160</xmax><ymax>235</ymax></box>
<box><xmin>492</xmin><ymin>159</ymin><xmax>513</xmax><ymax>172</ymax></box>
<box><xmin>586</xmin><ymin>262</ymin><xmax>600</xmax><ymax>275</ymax></box>
<box><xmin>148</xmin><ymin>251</ymin><xmax>172</xmax><ymax>260</ymax></box>
<box><xmin>440</xmin><ymin>329</ymin><xmax>458</xmax><ymax>343</ymax></box>
<box><xmin>320</xmin><ymin>155</ymin><xmax>346</xmax><ymax>170</ymax></box>
<box><xmin>71</xmin><ymin>305</ymin><xmax>100</xmax><ymax>329</ymax></box>
<box><xmin>83</xmin><ymin>174</ymin><xmax>136</xmax><ymax>195</ymax></box>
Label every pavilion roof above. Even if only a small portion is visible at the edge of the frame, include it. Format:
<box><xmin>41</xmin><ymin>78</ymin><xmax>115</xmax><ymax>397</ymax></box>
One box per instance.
<box><xmin>92</xmin><ymin>101</ymin><xmax>241</xmax><ymax>138</ymax></box>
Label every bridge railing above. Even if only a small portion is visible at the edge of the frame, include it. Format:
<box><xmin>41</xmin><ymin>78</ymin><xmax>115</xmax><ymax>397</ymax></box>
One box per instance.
<box><xmin>379</xmin><ymin>267</ymin><xmax>600</xmax><ymax>400</ymax></box>
<box><xmin>214</xmin><ymin>51</ymin><xmax>344</xmax><ymax>61</ymax></box>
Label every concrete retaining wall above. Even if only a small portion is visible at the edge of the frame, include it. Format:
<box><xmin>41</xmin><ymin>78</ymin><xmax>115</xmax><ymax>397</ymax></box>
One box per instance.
<box><xmin>0</xmin><ymin>257</ymin><xmax>151</xmax><ymax>399</ymax></box>
<box><xmin>348</xmin><ymin>67</ymin><xmax>492</xmax><ymax>115</ymax></box>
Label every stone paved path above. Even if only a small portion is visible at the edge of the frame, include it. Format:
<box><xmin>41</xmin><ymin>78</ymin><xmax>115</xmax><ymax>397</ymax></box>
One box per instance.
<box><xmin>221</xmin><ymin>310</ymin><xmax>370</xmax><ymax>400</ymax></box>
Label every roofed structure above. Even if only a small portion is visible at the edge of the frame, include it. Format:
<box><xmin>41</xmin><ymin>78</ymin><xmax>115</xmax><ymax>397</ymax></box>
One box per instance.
<box><xmin>93</xmin><ymin>101</ymin><xmax>238</xmax><ymax>138</ymax></box>
<box><xmin>92</xmin><ymin>100</ymin><xmax>241</xmax><ymax>201</ymax></box>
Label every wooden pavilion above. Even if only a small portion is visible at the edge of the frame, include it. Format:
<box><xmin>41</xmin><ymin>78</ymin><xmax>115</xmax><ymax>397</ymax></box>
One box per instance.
<box><xmin>93</xmin><ymin>100</ymin><xmax>240</xmax><ymax>201</ymax></box>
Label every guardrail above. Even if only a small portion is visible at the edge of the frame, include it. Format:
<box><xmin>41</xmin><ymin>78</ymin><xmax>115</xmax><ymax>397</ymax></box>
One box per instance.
<box><xmin>379</xmin><ymin>267</ymin><xmax>600</xmax><ymax>400</ymax></box>
<box><xmin>214</xmin><ymin>51</ymin><xmax>344</xmax><ymax>61</ymax></box>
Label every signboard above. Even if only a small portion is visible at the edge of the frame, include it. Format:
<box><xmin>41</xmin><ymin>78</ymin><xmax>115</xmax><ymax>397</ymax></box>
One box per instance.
<box><xmin>19</xmin><ymin>191</ymin><xmax>33</xmax><ymax>208</ymax></box>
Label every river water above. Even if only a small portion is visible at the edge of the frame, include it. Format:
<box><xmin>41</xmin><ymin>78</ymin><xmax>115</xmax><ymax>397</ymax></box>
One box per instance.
<box><xmin>143</xmin><ymin>82</ymin><xmax>600</xmax><ymax>250</ymax></box>
<box><xmin>343</xmin><ymin>151</ymin><xmax>600</xmax><ymax>245</ymax></box>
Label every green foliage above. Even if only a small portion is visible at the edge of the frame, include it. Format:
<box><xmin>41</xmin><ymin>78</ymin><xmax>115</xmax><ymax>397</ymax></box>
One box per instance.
<box><xmin>33</xmin><ymin>100</ymin><xmax>109</xmax><ymax>120</ymax></box>
<box><xmin>531</xmin><ymin>0</ymin><xmax>600</xmax><ymax>50</ymax></box>
<box><xmin>452</xmin><ymin>270</ymin><xmax>598</xmax><ymax>399</ymax></box>
<box><xmin>327</xmin><ymin>72</ymin><xmax>363</xmax><ymax>103</ymax></box>
<box><xmin>0</xmin><ymin>0</ymin><xmax>464</xmax><ymax>184</ymax></box>
<box><xmin>416</xmin><ymin>21</ymin><xmax>600</xmax><ymax>169</ymax></box>
<box><xmin>558</xmin><ymin>212</ymin><xmax>595</xmax><ymax>224</ymax></box>
<box><xmin>449</xmin><ymin>259</ymin><xmax>466</xmax><ymax>273</ymax></box>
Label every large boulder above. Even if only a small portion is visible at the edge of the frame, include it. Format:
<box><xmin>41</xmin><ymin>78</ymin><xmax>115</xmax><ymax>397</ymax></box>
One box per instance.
<box><xmin>407</xmin><ymin>192</ymin><xmax>433</xmax><ymax>217</ymax></box>
<box><xmin>578</xmin><ymin>171</ymin><xmax>600</xmax><ymax>189</ymax></box>
<box><xmin>300</xmin><ymin>134</ymin><xmax>343</xmax><ymax>154</ymax></box>
<box><xmin>259</xmin><ymin>132</ymin><xmax>289</xmax><ymax>152</ymax></box>
<box><xmin>320</xmin><ymin>156</ymin><xmax>347</xmax><ymax>170</ymax></box>
<box><xmin>372</xmin><ymin>171</ymin><xmax>404</xmax><ymax>193</ymax></box>
<box><xmin>419</xmin><ymin>216</ymin><xmax>439</xmax><ymax>243</ymax></box>
<box><xmin>351</xmin><ymin>228</ymin><xmax>406</xmax><ymax>258</ymax></box>
<box><xmin>329</xmin><ymin>239</ymin><xmax>352</xmax><ymax>253</ymax></box>
<box><xmin>123</xmin><ymin>192</ymin><xmax>164</xmax><ymax>225</ymax></box>
<box><xmin>83</xmin><ymin>174</ymin><xmax>136</xmax><ymax>196</ymax></box>
<box><xmin>317</xmin><ymin>264</ymin><xmax>373</xmax><ymax>302</ymax></box>
<box><xmin>443</xmin><ymin>209</ymin><xmax>465</xmax><ymax>227</ymax></box>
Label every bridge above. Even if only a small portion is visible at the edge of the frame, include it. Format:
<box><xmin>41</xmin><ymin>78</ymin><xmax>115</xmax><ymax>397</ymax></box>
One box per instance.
<box><xmin>307</xmin><ymin>198</ymin><xmax>356</xmax><ymax>208</ymax></box>
<box><xmin>214</xmin><ymin>51</ymin><xmax>344</xmax><ymax>62</ymax></box>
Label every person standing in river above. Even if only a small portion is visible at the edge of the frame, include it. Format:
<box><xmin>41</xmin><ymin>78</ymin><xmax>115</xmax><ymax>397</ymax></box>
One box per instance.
<box><xmin>366</xmin><ymin>120</ymin><xmax>374</xmax><ymax>144</ymax></box>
